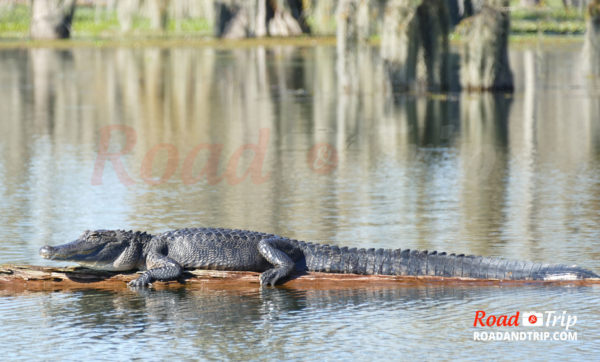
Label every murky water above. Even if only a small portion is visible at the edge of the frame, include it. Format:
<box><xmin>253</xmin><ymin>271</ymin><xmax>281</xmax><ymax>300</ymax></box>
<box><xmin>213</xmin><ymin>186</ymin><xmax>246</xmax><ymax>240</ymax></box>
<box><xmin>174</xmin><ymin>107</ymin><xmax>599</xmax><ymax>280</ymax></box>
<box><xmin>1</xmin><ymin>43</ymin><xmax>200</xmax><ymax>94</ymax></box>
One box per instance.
<box><xmin>0</xmin><ymin>43</ymin><xmax>599</xmax><ymax>359</ymax></box>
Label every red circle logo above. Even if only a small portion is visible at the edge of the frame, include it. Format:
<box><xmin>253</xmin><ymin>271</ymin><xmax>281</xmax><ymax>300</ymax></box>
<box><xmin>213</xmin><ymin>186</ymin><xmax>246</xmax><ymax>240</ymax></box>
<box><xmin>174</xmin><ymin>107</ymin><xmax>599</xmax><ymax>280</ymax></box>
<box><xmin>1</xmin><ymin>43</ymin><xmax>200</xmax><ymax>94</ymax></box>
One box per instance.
<box><xmin>528</xmin><ymin>315</ymin><xmax>537</xmax><ymax>324</ymax></box>
<box><xmin>307</xmin><ymin>143</ymin><xmax>338</xmax><ymax>175</ymax></box>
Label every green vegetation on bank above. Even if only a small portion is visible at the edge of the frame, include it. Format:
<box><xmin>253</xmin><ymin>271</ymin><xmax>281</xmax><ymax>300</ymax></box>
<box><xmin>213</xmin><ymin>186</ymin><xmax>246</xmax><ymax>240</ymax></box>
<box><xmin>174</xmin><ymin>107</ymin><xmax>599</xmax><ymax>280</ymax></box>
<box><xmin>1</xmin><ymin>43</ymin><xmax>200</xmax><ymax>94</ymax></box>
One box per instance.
<box><xmin>511</xmin><ymin>5</ymin><xmax>587</xmax><ymax>34</ymax></box>
<box><xmin>0</xmin><ymin>4</ymin><xmax>28</xmax><ymax>36</ymax></box>
<box><xmin>0</xmin><ymin>2</ymin><xmax>591</xmax><ymax>40</ymax></box>
<box><xmin>0</xmin><ymin>5</ymin><xmax>212</xmax><ymax>39</ymax></box>
<box><xmin>71</xmin><ymin>6</ymin><xmax>212</xmax><ymax>36</ymax></box>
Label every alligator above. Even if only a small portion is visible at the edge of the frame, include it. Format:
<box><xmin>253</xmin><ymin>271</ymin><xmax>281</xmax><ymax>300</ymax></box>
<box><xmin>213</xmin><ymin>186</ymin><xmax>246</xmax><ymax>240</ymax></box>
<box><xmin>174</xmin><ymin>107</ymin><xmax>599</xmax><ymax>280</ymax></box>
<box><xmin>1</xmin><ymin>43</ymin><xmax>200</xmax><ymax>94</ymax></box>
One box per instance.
<box><xmin>39</xmin><ymin>228</ymin><xmax>599</xmax><ymax>287</ymax></box>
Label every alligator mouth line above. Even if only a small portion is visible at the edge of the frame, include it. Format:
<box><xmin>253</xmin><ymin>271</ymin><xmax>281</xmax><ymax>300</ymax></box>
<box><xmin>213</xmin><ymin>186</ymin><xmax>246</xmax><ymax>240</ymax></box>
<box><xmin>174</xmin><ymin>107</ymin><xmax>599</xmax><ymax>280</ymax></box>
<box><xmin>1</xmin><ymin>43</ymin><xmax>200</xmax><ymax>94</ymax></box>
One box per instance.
<box><xmin>39</xmin><ymin>244</ymin><xmax>102</xmax><ymax>261</ymax></box>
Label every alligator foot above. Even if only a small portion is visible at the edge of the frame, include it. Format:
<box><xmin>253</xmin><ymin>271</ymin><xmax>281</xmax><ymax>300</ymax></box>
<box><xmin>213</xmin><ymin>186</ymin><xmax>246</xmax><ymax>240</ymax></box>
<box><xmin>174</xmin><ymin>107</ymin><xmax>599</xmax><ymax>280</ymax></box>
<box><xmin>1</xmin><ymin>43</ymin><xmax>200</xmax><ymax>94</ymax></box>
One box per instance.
<box><xmin>260</xmin><ymin>268</ymin><xmax>289</xmax><ymax>287</ymax></box>
<box><xmin>257</xmin><ymin>238</ymin><xmax>296</xmax><ymax>286</ymax></box>
<box><xmin>127</xmin><ymin>274</ymin><xmax>152</xmax><ymax>288</ymax></box>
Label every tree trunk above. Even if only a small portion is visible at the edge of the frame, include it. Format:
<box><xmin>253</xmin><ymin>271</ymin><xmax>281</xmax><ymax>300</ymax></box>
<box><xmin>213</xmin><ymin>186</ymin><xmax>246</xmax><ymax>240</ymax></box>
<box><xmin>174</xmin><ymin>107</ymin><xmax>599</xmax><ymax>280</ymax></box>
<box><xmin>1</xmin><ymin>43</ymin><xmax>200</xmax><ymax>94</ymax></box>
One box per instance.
<box><xmin>268</xmin><ymin>0</ymin><xmax>307</xmax><ymax>36</ymax></box>
<box><xmin>417</xmin><ymin>0</ymin><xmax>450</xmax><ymax>91</ymax></box>
<box><xmin>584</xmin><ymin>0</ymin><xmax>600</xmax><ymax>77</ymax></box>
<box><xmin>304</xmin><ymin>0</ymin><xmax>336</xmax><ymax>35</ymax></box>
<box><xmin>214</xmin><ymin>0</ymin><xmax>260</xmax><ymax>38</ymax></box>
<box><xmin>336</xmin><ymin>0</ymin><xmax>370</xmax><ymax>92</ymax></box>
<box><xmin>30</xmin><ymin>0</ymin><xmax>76</xmax><ymax>39</ymax></box>
<box><xmin>448</xmin><ymin>0</ymin><xmax>474</xmax><ymax>26</ymax></box>
<box><xmin>147</xmin><ymin>0</ymin><xmax>170</xmax><ymax>31</ymax></box>
<box><xmin>381</xmin><ymin>0</ymin><xmax>421</xmax><ymax>92</ymax></box>
<box><xmin>117</xmin><ymin>0</ymin><xmax>140</xmax><ymax>32</ymax></box>
<box><xmin>520</xmin><ymin>0</ymin><xmax>540</xmax><ymax>7</ymax></box>
<box><xmin>215</xmin><ymin>0</ymin><xmax>308</xmax><ymax>38</ymax></box>
<box><xmin>458</xmin><ymin>1</ymin><xmax>514</xmax><ymax>91</ymax></box>
<box><xmin>336</xmin><ymin>0</ymin><xmax>370</xmax><ymax>50</ymax></box>
<box><xmin>381</xmin><ymin>0</ymin><xmax>450</xmax><ymax>92</ymax></box>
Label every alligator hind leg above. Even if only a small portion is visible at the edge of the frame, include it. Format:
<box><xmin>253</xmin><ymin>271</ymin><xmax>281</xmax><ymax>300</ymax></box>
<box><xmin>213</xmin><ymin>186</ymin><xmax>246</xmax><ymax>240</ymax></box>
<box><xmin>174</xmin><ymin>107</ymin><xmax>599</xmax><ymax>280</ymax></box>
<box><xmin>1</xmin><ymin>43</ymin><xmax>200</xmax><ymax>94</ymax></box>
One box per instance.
<box><xmin>128</xmin><ymin>252</ymin><xmax>183</xmax><ymax>288</ymax></box>
<box><xmin>257</xmin><ymin>238</ymin><xmax>296</xmax><ymax>286</ymax></box>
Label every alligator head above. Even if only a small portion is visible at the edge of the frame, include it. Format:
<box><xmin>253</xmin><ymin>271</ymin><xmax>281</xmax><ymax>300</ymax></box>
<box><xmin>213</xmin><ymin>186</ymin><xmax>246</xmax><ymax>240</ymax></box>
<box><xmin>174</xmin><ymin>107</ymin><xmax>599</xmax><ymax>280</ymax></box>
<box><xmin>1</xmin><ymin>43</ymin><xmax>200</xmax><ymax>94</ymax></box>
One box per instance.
<box><xmin>39</xmin><ymin>230</ymin><xmax>146</xmax><ymax>271</ymax></box>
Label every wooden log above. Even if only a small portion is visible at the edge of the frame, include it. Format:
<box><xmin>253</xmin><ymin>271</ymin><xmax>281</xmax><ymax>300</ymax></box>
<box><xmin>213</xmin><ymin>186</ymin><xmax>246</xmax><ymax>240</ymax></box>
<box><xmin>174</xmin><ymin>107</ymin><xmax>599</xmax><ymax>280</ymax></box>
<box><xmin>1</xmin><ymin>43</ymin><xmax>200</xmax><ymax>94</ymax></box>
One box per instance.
<box><xmin>1</xmin><ymin>264</ymin><xmax>599</xmax><ymax>293</ymax></box>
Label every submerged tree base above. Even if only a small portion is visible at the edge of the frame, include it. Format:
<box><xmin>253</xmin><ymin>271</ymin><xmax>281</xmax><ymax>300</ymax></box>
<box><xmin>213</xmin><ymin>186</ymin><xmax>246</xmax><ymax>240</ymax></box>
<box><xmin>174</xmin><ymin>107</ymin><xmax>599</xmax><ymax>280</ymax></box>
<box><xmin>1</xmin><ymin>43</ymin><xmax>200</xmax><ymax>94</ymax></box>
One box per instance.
<box><xmin>1</xmin><ymin>264</ymin><xmax>598</xmax><ymax>292</ymax></box>
<box><xmin>457</xmin><ymin>2</ymin><xmax>514</xmax><ymax>91</ymax></box>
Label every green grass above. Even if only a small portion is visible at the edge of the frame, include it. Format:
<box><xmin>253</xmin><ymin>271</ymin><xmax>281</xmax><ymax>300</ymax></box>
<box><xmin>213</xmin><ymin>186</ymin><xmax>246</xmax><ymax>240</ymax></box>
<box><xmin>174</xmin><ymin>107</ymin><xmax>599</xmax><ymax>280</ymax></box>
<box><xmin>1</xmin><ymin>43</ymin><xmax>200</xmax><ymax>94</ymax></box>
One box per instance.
<box><xmin>509</xmin><ymin>0</ymin><xmax>588</xmax><ymax>34</ymax></box>
<box><xmin>71</xmin><ymin>6</ymin><xmax>212</xmax><ymax>37</ymax></box>
<box><xmin>0</xmin><ymin>4</ymin><xmax>212</xmax><ymax>39</ymax></box>
<box><xmin>510</xmin><ymin>1</ymin><xmax>587</xmax><ymax>34</ymax></box>
<box><xmin>511</xmin><ymin>19</ymin><xmax>585</xmax><ymax>34</ymax></box>
<box><xmin>0</xmin><ymin>4</ymin><xmax>30</xmax><ymax>37</ymax></box>
<box><xmin>70</xmin><ymin>7</ymin><xmax>121</xmax><ymax>36</ymax></box>
<box><xmin>167</xmin><ymin>18</ymin><xmax>212</xmax><ymax>33</ymax></box>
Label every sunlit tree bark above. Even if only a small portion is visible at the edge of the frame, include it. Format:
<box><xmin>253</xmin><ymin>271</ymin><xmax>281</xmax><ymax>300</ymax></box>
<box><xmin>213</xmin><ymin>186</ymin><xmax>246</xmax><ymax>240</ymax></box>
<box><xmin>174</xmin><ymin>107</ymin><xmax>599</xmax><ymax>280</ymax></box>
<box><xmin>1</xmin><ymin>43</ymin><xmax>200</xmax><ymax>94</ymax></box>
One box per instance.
<box><xmin>583</xmin><ymin>0</ymin><xmax>600</xmax><ymax>77</ymax></box>
<box><xmin>520</xmin><ymin>0</ymin><xmax>540</xmax><ymax>6</ymax></box>
<box><xmin>117</xmin><ymin>0</ymin><xmax>139</xmax><ymax>32</ymax></box>
<box><xmin>30</xmin><ymin>0</ymin><xmax>76</xmax><ymax>39</ymax></box>
<box><xmin>147</xmin><ymin>0</ymin><xmax>170</xmax><ymax>30</ymax></box>
<box><xmin>458</xmin><ymin>0</ymin><xmax>513</xmax><ymax>91</ymax></box>
<box><xmin>304</xmin><ymin>0</ymin><xmax>336</xmax><ymax>35</ymax></box>
<box><xmin>448</xmin><ymin>0</ymin><xmax>473</xmax><ymax>26</ymax></box>
<box><xmin>215</xmin><ymin>0</ymin><xmax>307</xmax><ymax>38</ymax></box>
<box><xmin>381</xmin><ymin>0</ymin><xmax>450</xmax><ymax>92</ymax></box>
<box><xmin>336</xmin><ymin>0</ymin><xmax>370</xmax><ymax>92</ymax></box>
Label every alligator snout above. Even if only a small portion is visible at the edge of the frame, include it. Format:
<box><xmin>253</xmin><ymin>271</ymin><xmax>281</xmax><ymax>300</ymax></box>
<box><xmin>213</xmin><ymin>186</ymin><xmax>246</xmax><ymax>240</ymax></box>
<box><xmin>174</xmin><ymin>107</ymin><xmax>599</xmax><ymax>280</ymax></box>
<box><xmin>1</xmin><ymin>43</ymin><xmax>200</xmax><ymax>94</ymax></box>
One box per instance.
<box><xmin>39</xmin><ymin>245</ymin><xmax>56</xmax><ymax>259</ymax></box>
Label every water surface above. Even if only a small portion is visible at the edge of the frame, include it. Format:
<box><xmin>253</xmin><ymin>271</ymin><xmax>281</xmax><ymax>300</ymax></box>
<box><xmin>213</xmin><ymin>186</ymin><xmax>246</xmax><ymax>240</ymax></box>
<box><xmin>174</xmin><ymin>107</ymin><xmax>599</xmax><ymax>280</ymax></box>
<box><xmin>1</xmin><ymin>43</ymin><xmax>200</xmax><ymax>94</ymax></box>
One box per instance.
<box><xmin>0</xmin><ymin>43</ymin><xmax>599</xmax><ymax>359</ymax></box>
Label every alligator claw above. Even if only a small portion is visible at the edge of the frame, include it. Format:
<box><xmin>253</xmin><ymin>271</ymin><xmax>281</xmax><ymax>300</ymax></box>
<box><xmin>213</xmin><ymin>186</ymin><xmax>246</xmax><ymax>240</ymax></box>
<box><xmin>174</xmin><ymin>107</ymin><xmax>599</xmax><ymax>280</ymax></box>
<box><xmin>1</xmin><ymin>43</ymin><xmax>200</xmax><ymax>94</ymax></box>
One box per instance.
<box><xmin>260</xmin><ymin>268</ymin><xmax>285</xmax><ymax>287</ymax></box>
<box><xmin>128</xmin><ymin>277</ymin><xmax>151</xmax><ymax>288</ymax></box>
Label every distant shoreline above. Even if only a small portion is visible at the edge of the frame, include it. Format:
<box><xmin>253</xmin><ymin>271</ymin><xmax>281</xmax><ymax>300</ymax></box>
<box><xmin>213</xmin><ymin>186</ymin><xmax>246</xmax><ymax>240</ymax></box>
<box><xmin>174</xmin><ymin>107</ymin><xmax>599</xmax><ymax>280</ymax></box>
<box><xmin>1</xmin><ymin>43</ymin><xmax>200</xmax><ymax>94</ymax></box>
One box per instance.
<box><xmin>0</xmin><ymin>2</ymin><xmax>590</xmax><ymax>49</ymax></box>
<box><xmin>0</xmin><ymin>33</ymin><xmax>587</xmax><ymax>50</ymax></box>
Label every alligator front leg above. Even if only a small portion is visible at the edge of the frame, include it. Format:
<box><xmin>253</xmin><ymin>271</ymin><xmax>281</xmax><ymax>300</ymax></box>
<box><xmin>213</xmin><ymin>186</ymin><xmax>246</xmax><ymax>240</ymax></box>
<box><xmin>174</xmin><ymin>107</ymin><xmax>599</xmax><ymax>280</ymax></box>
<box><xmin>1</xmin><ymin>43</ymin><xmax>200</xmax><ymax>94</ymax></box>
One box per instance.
<box><xmin>257</xmin><ymin>238</ymin><xmax>296</xmax><ymax>286</ymax></box>
<box><xmin>128</xmin><ymin>252</ymin><xmax>183</xmax><ymax>288</ymax></box>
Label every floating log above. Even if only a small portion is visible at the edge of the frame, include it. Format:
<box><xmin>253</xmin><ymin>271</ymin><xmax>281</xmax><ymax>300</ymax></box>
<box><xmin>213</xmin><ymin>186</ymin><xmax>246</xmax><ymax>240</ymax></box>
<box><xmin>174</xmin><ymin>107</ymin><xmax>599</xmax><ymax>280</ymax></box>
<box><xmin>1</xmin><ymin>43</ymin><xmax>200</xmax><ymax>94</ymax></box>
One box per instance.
<box><xmin>1</xmin><ymin>264</ymin><xmax>599</xmax><ymax>293</ymax></box>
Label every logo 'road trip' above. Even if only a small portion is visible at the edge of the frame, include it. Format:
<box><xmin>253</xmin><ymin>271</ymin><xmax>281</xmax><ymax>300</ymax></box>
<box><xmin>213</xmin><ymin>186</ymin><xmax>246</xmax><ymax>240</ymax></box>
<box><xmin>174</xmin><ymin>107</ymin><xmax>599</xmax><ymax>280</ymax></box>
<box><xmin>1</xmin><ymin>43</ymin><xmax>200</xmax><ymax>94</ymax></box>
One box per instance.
<box><xmin>522</xmin><ymin>312</ymin><xmax>544</xmax><ymax>327</ymax></box>
<box><xmin>472</xmin><ymin>310</ymin><xmax>578</xmax><ymax>341</ymax></box>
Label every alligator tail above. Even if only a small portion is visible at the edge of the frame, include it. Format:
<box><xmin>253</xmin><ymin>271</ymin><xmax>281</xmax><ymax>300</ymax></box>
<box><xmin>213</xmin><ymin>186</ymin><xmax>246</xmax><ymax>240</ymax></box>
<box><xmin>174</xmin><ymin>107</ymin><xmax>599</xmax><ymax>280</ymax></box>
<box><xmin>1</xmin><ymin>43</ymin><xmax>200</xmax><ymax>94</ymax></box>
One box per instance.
<box><xmin>300</xmin><ymin>243</ymin><xmax>599</xmax><ymax>280</ymax></box>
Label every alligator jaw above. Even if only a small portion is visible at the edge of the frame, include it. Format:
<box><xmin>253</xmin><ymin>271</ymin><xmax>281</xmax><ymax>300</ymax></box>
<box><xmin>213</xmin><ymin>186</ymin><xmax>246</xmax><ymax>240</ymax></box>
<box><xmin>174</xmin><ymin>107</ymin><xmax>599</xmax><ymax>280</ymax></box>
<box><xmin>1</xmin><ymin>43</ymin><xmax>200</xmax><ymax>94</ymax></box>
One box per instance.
<box><xmin>39</xmin><ymin>238</ymin><xmax>101</xmax><ymax>262</ymax></box>
<box><xmin>39</xmin><ymin>243</ymin><xmax>118</xmax><ymax>270</ymax></box>
<box><xmin>39</xmin><ymin>244</ymin><xmax>96</xmax><ymax>261</ymax></box>
<box><xmin>39</xmin><ymin>230</ymin><xmax>147</xmax><ymax>272</ymax></box>
<box><xmin>39</xmin><ymin>245</ymin><xmax>57</xmax><ymax>260</ymax></box>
